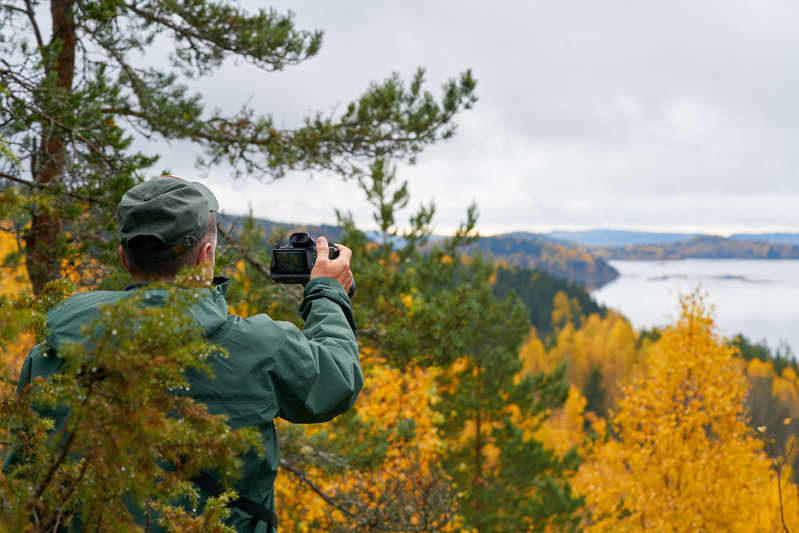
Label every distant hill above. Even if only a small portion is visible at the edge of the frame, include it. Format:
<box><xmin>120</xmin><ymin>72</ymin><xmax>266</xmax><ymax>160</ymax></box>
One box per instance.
<box><xmin>463</xmin><ymin>233</ymin><xmax>619</xmax><ymax>290</ymax></box>
<box><xmin>730</xmin><ymin>233</ymin><xmax>799</xmax><ymax>246</ymax></box>
<box><xmin>593</xmin><ymin>235</ymin><xmax>799</xmax><ymax>260</ymax></box>
<box><xmin>546</xmin><ymin>229</ymin><xmax>702</xmax><ymax>247</ymax></box>
<box><xmin>544</xmin><ymin>228</ymin><xmax>799</xmax><ymax>249</ymax></box>
<box><xmin>217</xmin><ymin>213</ymin><xmax>345</xmax><ymax>243</ymax></box>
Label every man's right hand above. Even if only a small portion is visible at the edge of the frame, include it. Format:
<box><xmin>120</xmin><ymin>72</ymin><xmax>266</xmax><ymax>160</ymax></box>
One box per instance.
<box><xmin>310</xmin><ymin>236</ymin><xmax>354</xmax><ymax>294</ymax></box>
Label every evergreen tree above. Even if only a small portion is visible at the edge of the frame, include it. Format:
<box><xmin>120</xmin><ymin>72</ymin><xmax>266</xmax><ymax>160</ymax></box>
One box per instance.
<box><xmin>492</xmin><ymin>265</ymin><xmax>605</xmax><ymax>337</ymax></box>
<box><xmin>583</xmin><ymin>366</ymin><xmax>606</xmax><ymax>417</ymax></box>
<box><xmin>433</xmin><ymin>254</ymin><xmax>583</xmax><ymax>532</ymax></box>
<box><xmin>339</xmin><ymin>160</ymin><xmax>584</xmax><ymax>531</ymax></box>
<box><xmin>0</xmin><ymin>0</ymin><xmax>476</xmax><ymax>292</ymax></box>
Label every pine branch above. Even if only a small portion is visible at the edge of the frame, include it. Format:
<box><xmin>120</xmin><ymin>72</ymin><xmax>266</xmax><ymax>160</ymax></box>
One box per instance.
<box><xmin>0</xmin><ymin>66</ymin><xmax>115</xmax><ymax>167</ymax></box>
<box><xmin>0</xmin><ymin>171</ymin><xmax>105</xmax><ymax>204</ymax></box>
<box><xmin>0</xmin><ymin>3</ymin><xmax>27</xmax><ymax>15</ymax></box>
<box><xmin>23</xmin><ymin>0</ymin><xmax>44</xmax><ymax>52</ymax></box>
<box><xmin>123</xmin><ymin>2</ymin><xmax>320</xmax><ymax>71</ymax></box>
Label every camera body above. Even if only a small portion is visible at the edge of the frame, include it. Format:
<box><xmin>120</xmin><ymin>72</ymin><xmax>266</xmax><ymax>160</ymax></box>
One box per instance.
<box><xmin>270</xmin><ymin>232</ymin><xmax>339</xmax><ymax>285</ymax></box>
<box><xmin>271</xmin><ymin>232</ymin><xmax>356</xmax><ymax>297</ymax></box>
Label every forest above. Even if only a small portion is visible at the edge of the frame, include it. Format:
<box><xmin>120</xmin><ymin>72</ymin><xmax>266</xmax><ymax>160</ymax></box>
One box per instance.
<box><xmin>1</xmin><ymin>2</ymin><xmax>798</xmax><ymax>532</ymax></box>
<box><xmin>462</xmin><ymin>236</ymin><xmax>618</xmax><ymax>290</ymax></box>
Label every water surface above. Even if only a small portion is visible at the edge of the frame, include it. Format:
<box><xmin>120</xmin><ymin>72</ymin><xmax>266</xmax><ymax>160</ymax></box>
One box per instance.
<box><xmin>592</xmin><ymin>259</ymin><xmax>799</xmax><ymax>354</ymax></box>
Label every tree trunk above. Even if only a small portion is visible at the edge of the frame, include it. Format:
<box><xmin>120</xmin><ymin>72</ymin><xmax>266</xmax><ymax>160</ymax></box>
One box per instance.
<box><xmin>25</xmin><ymin>0</ymin><xmax>76</xmax><ymax>293</ymax></box>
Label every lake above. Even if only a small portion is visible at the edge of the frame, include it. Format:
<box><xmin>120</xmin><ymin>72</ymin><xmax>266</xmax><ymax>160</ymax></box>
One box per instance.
<box><xmin>592</xmin><ymin>259</ymin><xmax>799</xmax><ymax>354</ymax></box>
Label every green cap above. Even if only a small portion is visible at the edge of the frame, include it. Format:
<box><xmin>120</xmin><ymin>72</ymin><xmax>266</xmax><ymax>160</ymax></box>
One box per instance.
<box><xmin>117</xmin><ymin>176</ymin><xmax>219</xmax><ymax>264</ymax></box>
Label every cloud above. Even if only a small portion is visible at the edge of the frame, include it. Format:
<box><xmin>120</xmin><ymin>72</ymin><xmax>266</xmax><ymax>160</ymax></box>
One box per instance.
<box><xmin>133</xmin><ymin>0</ymin><xmax>799</xmax><ymax>234</ymax></box>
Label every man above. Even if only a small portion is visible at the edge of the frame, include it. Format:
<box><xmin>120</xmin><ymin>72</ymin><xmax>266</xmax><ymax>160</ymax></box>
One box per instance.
<box><xmin>14</xmin><ymin>176</ymin><xmax>362</xmax><ymax>531</ymax></box>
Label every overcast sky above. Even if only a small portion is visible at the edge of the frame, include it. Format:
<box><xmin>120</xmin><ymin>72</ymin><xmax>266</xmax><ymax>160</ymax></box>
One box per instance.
<box><xmin>138</xmin><ymin>1</ymin><xmax>799</xmax><ymax>236</ymax></box>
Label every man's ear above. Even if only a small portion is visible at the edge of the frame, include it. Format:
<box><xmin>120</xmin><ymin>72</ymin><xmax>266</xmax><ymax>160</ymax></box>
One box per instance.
<box><xmin>197</xmin><ymin>241</ymin><xmax>214</xmax><ymax>266</ymax></box>
<box><xmin>119</xmin><ymin>245</ymin><xmax>132</xmax><ymax>273</ymax></box>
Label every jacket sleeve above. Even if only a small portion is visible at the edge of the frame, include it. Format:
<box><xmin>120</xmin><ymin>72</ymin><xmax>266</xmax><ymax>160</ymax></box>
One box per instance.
<box><xmin>274</xmin><ymin>277</ymin><xmax>362</xmax><ymax>423</ymax></box>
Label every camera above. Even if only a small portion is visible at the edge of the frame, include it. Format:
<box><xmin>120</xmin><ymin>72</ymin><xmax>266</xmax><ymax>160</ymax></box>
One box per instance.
<box><xmin>270</xmin><ymin>232</ymin><xmax>355</xmax><ymax>297</ymax></box>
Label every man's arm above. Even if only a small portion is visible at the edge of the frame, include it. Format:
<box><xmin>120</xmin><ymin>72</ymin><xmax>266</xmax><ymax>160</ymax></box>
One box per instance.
<box><xmin>274</xmin><ymin>277</ymin><xmax>362</xmax><ymax>423</ymax></box>
<box><xmin>272</xmin><ymin>237</ymin><xmax>361</xmax><ymax>423</ymax></box>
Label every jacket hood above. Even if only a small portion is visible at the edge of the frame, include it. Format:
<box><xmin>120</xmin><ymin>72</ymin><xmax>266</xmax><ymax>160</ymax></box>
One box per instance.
<box><xmin>45</xmin><ymin>277</ymin><xmax>231</xmax><ymax>352</ymax></box>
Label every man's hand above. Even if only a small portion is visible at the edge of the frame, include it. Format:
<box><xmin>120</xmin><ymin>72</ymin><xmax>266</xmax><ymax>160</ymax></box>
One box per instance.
<box><xmin>310</xmin><ymin>236</ymin><xmax>354</xmax><ymax>294</ymax></box>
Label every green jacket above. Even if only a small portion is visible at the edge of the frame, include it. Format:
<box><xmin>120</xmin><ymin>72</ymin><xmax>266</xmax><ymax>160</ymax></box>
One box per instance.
<box><xmin>15</xmin><ymin>276</ymin><xmax>362</xmax><ymax>532</ymax></box>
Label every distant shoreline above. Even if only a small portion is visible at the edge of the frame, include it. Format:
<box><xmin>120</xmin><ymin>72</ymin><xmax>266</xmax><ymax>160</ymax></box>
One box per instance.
<box><xmin>590</xmin><ymin>235</ymin><xmax>799</xmax><ymax>261</ymax></box>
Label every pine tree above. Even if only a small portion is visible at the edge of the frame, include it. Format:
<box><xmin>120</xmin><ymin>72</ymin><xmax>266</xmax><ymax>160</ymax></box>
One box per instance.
<box><xmin>433</xmin><ymin>254</ymin><xmax>583</xmax><ymax>532</ymax></box>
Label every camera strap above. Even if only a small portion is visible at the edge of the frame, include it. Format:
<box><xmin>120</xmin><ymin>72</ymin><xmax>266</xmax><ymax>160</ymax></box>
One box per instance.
<box><xmin>192</xmin><ymin>472</ymin><xmax>278</xmax><ymax>528</ymax></box>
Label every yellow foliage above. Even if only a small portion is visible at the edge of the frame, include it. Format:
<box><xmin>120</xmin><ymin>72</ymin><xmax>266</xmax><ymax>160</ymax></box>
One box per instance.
<box><xmin>575</xmin><ymin>293</ymin><xmax>799</xmax><ymax>531</ymax></box>
<box><xmin>448</xmin><ymin>356</ymin><xmax>470</xmax><ymax>377</ymax></box>
<box><xmin>547</xmin><ymin>310</ymin><xmax>642</xmax><ymax>411</ymax></box>
<box><xmin>772</xmin><ymin>367</ymin><xmax>799</xmax><ymax>409</ymax></box>
<box><xmin>533</xmin><ymin>385</ymin><xmax>587</xmax><ymax>456</ymax></box>
<box><xmin>747</xmin><ymin>357</ymin><xmax>775</xmax><ymax>380</ymax></box>
<box><xmin>550</xmin><ymin>290</ymin><xmax>578</xmax><ymax>330</ymax></box>
<box><xmin>0</xmin><ymin>226</ymin><xmax>34</xmax><ymax>376</ymax></box>
<box><xmin>0</xmin><ymin>226</ymin><xmax>27</xmax><ymax>297</ymax></box>
<box><xmin>519</xmin><ymin>330</ymin><xmax>557</xmax><ymax>375</ymax></box>
<box><xmin>275</xmin><ymin>352</ymin><xmax>460</xmax><ymax>531</ymax></box>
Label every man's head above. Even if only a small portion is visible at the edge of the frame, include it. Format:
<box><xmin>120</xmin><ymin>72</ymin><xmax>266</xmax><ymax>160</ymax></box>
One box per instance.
<box><xmin>117</xmin><ymin>176</ymin><xmax>219</xmax><ymax>281</ymax></box>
